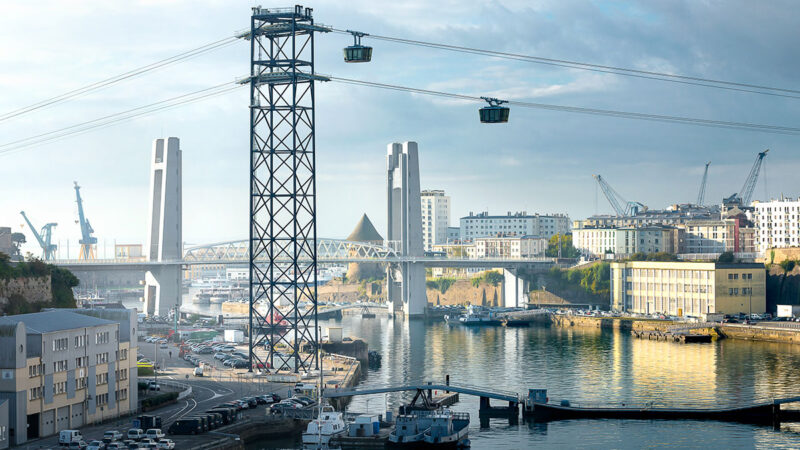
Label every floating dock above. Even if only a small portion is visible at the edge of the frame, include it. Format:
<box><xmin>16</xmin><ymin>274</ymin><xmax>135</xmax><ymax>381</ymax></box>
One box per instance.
<box><xmin>631</xmin><ymin>330</ymin><xmax>713</xmax><ymax>343</ymax></box>
<box><xmin>525</xmin><ymin>401</ymin><xmax>777</xmax><ymax>424</ymax></box>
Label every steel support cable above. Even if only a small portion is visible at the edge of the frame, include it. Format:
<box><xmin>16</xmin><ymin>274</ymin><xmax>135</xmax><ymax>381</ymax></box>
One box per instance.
<box><xmin>0</xmin><ymin>83</ymin><xmax>243</xmax><ymax>156</ymax></box>
<box><xmin>0</xmin><ymin>36</ymin><xmax>240</xmax><ymax>123</ymax></box>
<box><xmin>330</xmin><ymin>76</ymin><xmax>800</xmax><ymax>135</ymax></box>
<box><xmin>330</xmin><ymin>29</ymin><xmax>800</xmax><ymax>99</ymax></box>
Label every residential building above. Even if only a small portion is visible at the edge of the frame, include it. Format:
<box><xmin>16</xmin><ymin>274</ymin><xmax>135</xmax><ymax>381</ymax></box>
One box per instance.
<box><xmin>0</xmin><ymin>309</ymin><xmax>137</xmax><ymax>446</ymax></box>
<box><xmin>679</xmin><ymin>218</ymin><xmax>757</xmax><ymax>255</ymax></box>
<box><xmin>474</xmin><ymin>236</ymin><xmax>548</xmax><ymax>259</ymax></box>
<box><xmin>446</xmin><ymin>227</ymin><xmax>460</xmax><ymax>243</ymax></box>
<box><xmin>420</xmin><ymin>190</ymin><xmax>451</xmax><ymax>251</ymax></box>
<box><xmin>576</xmin><ymin>203</ymin><xmax>720</xmax><ymax>229</ymax></box>
<box><xmin>459</xmin><ymin>211</ymin><xmax>570</xmax><ymax>242</ymax></box>
<box><xmin>752</xmin><ymin>197</ymin><xmax>800</xmax><ymax>253</ymax></box>
<box><xmin>610</xmin><ymin>261</ymin><xmax>766</xmax><ymax>317</ymax></box>
<box><xmin>572</xmin><ymin>226</ymin><xmax>676</xmax><ymax>258</ymax></box>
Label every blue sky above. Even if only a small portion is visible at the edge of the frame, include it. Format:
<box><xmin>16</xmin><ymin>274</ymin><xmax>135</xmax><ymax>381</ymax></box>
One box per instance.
<box><xmin>1</xmin><ymin>0</ymin><xmax>798</xmax><ymax>257</ymax></box>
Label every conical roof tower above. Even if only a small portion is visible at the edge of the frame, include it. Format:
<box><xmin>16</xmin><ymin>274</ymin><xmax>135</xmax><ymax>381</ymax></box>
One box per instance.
<box><xmin>346</xmin><ymin>214</ymin><xmax>383</xmax><ymax>243</ymax></box>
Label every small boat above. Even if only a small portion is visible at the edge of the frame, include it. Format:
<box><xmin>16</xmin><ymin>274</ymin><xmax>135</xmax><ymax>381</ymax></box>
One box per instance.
<box><xmin>424</xmin><ymin>410</ymin><xmax>469</xmax><ymax>446</ymax></box>
<box><xmin>449</xmin><ymin>306</ymin><xmax>504</xmax><ymax>326</ymax></box>
<box><xmin>302</xmin><ymin>406</ymin><xmax>347</xmax><ymax>447</ymax></box>
<box><xmin>389</xmin><ymin>409</ymin><xmax>470</xmax><ymax>448</ymax></box>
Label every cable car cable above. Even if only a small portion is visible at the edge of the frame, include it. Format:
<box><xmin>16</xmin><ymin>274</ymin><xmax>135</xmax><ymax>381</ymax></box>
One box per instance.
<box><xmin>331</xmin><ymin>29</ymin><xmax>800</xmax><ymax>99</ymax></box>
<box><xmin>0</xmin><ymin>36</ymin><xmax>240</xmax><ymax>123</ymax></box>
<box><xmin>0</xmin><ymin>83</ymin><xmax>243</xmax><ymax>156</ymax></box>
<box><xmin>329</xmin><ymin>76</ymin><xmax>800</xmax><ymax>135</ymax></box>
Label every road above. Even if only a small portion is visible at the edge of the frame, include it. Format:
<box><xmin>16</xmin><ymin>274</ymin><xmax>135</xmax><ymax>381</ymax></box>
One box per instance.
<box><xmin>22</xmin><ymin>339</ymin><xmax>295</xmax><ymax>449</ymax></box>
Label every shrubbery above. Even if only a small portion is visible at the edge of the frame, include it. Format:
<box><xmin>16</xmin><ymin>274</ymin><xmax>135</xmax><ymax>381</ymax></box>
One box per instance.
<box><xmin>141</xmin><ymin>392</ymin><xmax>178</xmax><ymax>409</ymax></box>
<box><xmin>0</xmin><ymin>253</ymin><xmax>78</xmax><ymax>314</ymax></box>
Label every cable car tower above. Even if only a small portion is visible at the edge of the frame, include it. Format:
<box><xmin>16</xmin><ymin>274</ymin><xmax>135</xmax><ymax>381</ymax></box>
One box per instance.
<box><xmin>73</xmin><ymin>181</ymin><xmax>97</xmax><ymax>260</ymax></box>
<box><xmin>240</xmin><ymin>5</ymin><xmax>329</xmax><ymax>373</ymax></box>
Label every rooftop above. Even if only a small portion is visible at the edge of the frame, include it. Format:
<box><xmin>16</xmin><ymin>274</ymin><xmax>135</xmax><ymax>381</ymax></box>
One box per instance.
<box><xmin>0</xmin><ymin>310</ymin><xmax>116</xmax><ymax>334</ymax></box>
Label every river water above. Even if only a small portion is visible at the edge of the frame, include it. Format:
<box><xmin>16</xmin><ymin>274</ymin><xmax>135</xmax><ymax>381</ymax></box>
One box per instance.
<box><xmin>246</xmin><ymin>315</ymin><xmax>800</xmax><ymax>449</ymax></box>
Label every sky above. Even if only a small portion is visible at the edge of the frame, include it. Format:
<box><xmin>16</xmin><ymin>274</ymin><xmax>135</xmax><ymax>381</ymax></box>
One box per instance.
<box><xmin>1</xmin><ymin>0</ymin><xmax>798</xmax><ymax>258</ymax></box>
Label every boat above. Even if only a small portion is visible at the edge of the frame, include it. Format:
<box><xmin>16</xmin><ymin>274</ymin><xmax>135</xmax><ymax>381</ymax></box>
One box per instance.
<box><xmin>192</xmin><ymin>292</ymin><xmax>212</xmax><ymax>305</ymax></box>
<box><xmin>389</xmin><ymin>409</ymin><xmax>470</xmax><ymax>448</ymax></box>
<box><xmin>448</xmin><ymin>306</ymin><xmax>504</xmax><ymax>326</ymax></box>
<box><xmin>302</xmin><ymin>406</ymin><xmax>347</xmax><ymax>447</ymax></box>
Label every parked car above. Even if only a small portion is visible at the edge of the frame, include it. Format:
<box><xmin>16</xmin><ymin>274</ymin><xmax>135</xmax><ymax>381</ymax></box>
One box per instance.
<box><xmin>214</xmin><ymin>352</ymin><xmax>228</xmax><ymax>360</ymax></box>
<box><xmin>127</xmin><ymin>429</ymin><xmax>145</xmax><ymax>441</ymax></box>
<box><xmin>193</xmin><ymin>366</ymin><xmax>204</xmax><ymax>377</ymax></box>
<box><xmin>68</xmin><ymin>441</ymin><xmax>88</xmax><ymax>449</ymax></box>
<box><xmin>145</xmin><ymin>429</ymin><xmax>165</xmax><ymax>440</ymax></box>
<box><xmin>87</xmin><ymin>440</ymin><xmax>106</xmax><ymax>450</ymax></box>
<box><xmin>106</xmin><ymin>443</ymin><xmax>124</xmax><ymax>450</ymax></box>
<box><xmin>270</xmin><ymin>400</ymin><xmax>302</xmax><ymax>413</ymax></box>
<box><xmin>292</xmin><ymin>395</ymin><xmax>315</xmax><ymax>406</ymax></box>
<box><xmin>60</xmin><ymin>430</ymin><xmax>85</xmax><ymax>445</ymax></box>
<box><xmin>147</xmin><ymin>381</ymin><xmax>161</xmax><ymax>391</ymax></box>
<box><xmin>242</xmin><ymin>397</ymin><xmax>258</xmax><ymax>408</ymax></box>
<box><xmin>103</xmin><ymin>430</ymin><xmax>123</xmax><ymax>443</ymax></box>
<box><xmin>157</xmin><ymin>439</ymin><xmax>175</xmax><ymax>449</ymax></box>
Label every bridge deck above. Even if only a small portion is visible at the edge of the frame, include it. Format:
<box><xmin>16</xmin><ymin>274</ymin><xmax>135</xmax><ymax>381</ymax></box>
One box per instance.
<box><xmin>323</xmin><ymin>382</ymin><xmax>520</xmax><ymax>403</ymax></box>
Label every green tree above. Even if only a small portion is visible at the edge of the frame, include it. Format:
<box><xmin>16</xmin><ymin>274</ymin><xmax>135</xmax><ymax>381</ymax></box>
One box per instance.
<box><xmin>545</xmin><ymin>234</ymin><xmax>580</xmax><ymax>258</ymax></box>
<box><xmin>717</xmin><ymin>251</ymin><xmax>735</xmax><ymax>263</ymax></box>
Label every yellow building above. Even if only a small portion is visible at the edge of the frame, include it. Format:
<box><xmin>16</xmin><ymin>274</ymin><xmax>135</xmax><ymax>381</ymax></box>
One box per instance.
<box><xmin>610</xmin><ymin>261</ymin><xmax>766</xmax><ymax>317</ymax></box>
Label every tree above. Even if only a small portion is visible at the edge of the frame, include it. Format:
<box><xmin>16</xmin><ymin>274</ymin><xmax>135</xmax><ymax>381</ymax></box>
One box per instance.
<box><xmin>717</xmin><ymin>251</ymin><xmax>735</xmax><ymax>263</ymax></box>
<box><xmin>546</xmin><ymin>234</ymin><xmax>580</xmax><ymax>258</ymax></box>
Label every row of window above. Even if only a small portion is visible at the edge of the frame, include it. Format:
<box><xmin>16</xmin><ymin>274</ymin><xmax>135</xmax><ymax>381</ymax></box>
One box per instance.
<box><xmin>96</xmin><ymin>352</ymin><xmax>109</xmax><ymax>364</ymax></box>
<box><xmin>96</xmin><ymin>372</ymin><xmax>108</xmax><ymax>385</ymax></box>
<box><xmin>96</xmin><ymin>331</ymin><xmax>110</xmax><ymax>345</ymax></box>
<box><xmin>28</xmin><ymin>363</ymin><xmax>44</xmax><ymax>378</ymax></box>
<box><xmin>53</xmin><ymin>337</ymin><xmax>69</xmax><ymax>352</ymax></box>
<box><xmin>116</xmin><ymin>388</ymin><xmax>128</xmax><ymax>402</ymax></box>
<box><xmin>728</xmin><ymin>287</ymin><xmax>754</xmax><ymax>295</ymax></box>
<box><xmin>76</xmin><ymin>356</ymin><xmax>88</xmax><ymax>368</ymax></box>
<box><xmin>53</xmin><ymin>381</ymin><xmax>66</xmax><ymax>395</ymax></box>
<box><xmin>53</xmin><ymin>360</ymin><xmax>68</xmax><ymax>373</ymax></box>
<box><xmin>96</xmin><ymin>393</ymin><xmax>109</xmax><ymax>406</ymax></box>
<box><xmin>727</xmin><ymin>273</ymin><xmax>754</xmax><ymax>280</ymax></box>
<box><xmin>29</xmin><ymin>386</ymin><xmax>43</xmax><ymax>400</ymax></box>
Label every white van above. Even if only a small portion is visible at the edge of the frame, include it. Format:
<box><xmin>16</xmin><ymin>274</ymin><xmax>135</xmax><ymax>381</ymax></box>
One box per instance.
<box><xmin>193</xmin><ymin>366</ymin><xmax>204</xmax><ymax>377</ymax></box>
<box><xmin>59</xmin><ymin>430</ymin><xmax>83</xmax><ymax>445</ymax></box>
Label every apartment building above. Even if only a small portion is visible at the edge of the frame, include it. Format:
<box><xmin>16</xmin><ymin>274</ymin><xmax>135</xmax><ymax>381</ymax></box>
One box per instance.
<box><xmin>752</xmin><ymin>197</ymin><xmax>800</xmax><ymax>253</ymax></box>
<box><xmin>572</xmin><ymin>226</ymin><xmax>676</xmax><ymax>258</ymax></box>
<box><xmin>421</xmin><ymin>190</ymin><xmax>451</xmax><ymax>251</ymax></box>
<box><xmin>680</xmin><ymin>218</ymin><xmax>757</xmax><ymax>255</ymax></box>
<box><xmin>610</xmin><ymin>261</ymin><xmax>765</xmax><ymax>317</ymax></box>
<box><xmin>474</xmin><ymin>236</ymin><xmax>548</xmax><ymax>259</ymax></box>
<box><xmin>0</xmin><ymin>309</ymin><xmax>137</xmax><ymax>446</ymax></box>
<box><xmin>460</xmin><ymin>211</ymin><xmax>570</xmax><ymax>242</ymax></box>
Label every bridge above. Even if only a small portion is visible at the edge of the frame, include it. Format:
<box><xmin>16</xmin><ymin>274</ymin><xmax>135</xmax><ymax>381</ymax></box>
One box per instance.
<box><xmin>52</xmin><ymin>238</ymin><xmax>559</xmax><ymax>269</ymax></box>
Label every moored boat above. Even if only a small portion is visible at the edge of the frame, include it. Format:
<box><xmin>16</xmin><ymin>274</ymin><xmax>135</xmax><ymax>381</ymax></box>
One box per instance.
<box><xmin>302</xmin><ymin>406</ymin><xmax>347</xmax><ymax>447</ymax></box>
<box><xmin>389</xmin><ymin>409</ymin><xmax>470</xmax><ymax>448</ymax></box>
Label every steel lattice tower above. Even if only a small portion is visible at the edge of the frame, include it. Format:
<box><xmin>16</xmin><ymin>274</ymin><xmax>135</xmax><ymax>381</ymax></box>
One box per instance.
<box><xmin>247</xmin><ymin>5</ymin><xmax>328</xmax><ymax>372</ymax></box>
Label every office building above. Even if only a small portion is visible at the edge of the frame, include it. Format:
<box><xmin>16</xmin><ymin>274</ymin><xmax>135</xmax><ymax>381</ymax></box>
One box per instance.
<box><xmin>0</xmin><ymin>309</ymin><xmax>137</xmax><ymax>446</ymax></box>
<box><xmin>459</xmin><ymin>211</ymin><xmax>570</xmax><ymax>242</ymax></box>
<box><xmin>610</xmin><ymin>261</ymin><xmax>765</xmax><ymax>317</ymax></box>
<box><xmin>420</xmin><ymin>190</ymin><xmax>451</xmax><ymax>251</ymax></box>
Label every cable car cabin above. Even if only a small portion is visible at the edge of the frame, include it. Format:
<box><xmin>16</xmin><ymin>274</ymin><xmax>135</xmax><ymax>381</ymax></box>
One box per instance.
<box><xmin>343</xmin><ymin>45</ymin><xmax>372</xmax><ymax>63</ymax></box>
<box><xmin>479</xmin><ymin>105</ymin><xmax>510</xmax><ymax>123</ymax></box>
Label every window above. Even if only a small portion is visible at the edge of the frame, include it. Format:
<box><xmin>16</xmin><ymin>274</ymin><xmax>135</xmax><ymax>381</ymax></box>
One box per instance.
<box><xmin>52</xmin><ymin>337</ymin><xmax>68</xmax><ymax>352</ymax></box>
<box><xmin>76</xmin><ymin>376</ymin><xmax>88</xmax><ymax>390</ymax></box>
<box><xmin>95</xmin><ymin>331</ymin><xmax>110</xmax><ymax>345</ymax></box>
<box><xmin>116</xmin><ymin>389</ymin><xmax>128</xmax><ymax>401</ymax></box>
<box><xmin>53</xmin><ymin>360</ymin><xmax>68</xmax><ymax>373</ymax></box>
<box><xmin>74</xmin><ymin>335</ymin><xmax>86</xmax><ymax>348</ymax></box>
<box><xmin>29</xmin><ymin>386</ymin><xmax>43</xmax><ymax>400</ymax></box>
<box><xmin>75</xmin><ymin>356</ymin><xmax>88</xmax><ymax>368</ymax></box>
<box><xmin>96</xmin><ymin>352</ymin><xmax>109</xmax><ymax>364</ymax></box>
<box><xmin>96</xmin><ymin>393</ymin><xmax>108</xmax><ymax>406</ymax></box>
<box><xmin>53</xmin><ymin>381</ymin><xmax>66</xmax><ymax>395</ymax></box>
<box><xmin>96</xmin><ymin>372</ymin><xmax>108</xmax><ymax>385</ymax></box>
<box><xmin>28</xmin><ymin>363</ymin><xmax>44</xmax><ymax>378</ymax></box>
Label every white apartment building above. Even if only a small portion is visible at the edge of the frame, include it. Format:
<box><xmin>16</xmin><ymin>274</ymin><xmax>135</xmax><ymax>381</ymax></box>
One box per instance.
<box><xmin>474</xmin><ymin>236</ymin><xmax>547</xmax><ymax>259</ymax></box>
<box><xmin>421</xmin><ymin>190</ymin><xmax>451</xmax><ymax>251</ymax></box>
<box><xmin>573</xmin><ymin>226</ymin><xmax>675</xmax><ymax>258</ymax></box>
<box><xmin>752</xmin><ymin>197</ymin><xmax>800</xmax><ymax>253</ymax></box>
<box><xmin>459</xmin><ymin>211</ymin><xmax>570</xmax><ymax>242</ymax></box>
<box><xmin>680</xmin><ymin>218</ymin><xmax>756</xmax><ymax>255</ymax></box>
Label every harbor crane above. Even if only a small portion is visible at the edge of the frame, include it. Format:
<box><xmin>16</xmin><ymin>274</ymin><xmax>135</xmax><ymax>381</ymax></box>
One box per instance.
<box><xmin>19</xmin><ymin>211</ymin><xmax>57</xmax><ymax>260</ymax></box>
<box><xmin>593</xmin><ymin>174</ymin><xmax>647</xmax><ymax>217</ymax></box>
<box><xmin>73</xmin><ymin>181</ymin><xmax>97</xmax><ymax>260</ymax></box>
<box><xmin>696</xmin><ymin>161</ymin><xmax>711</xmax><ymax>206</ymax></box>
<box><xmin>723</xmin><ymin>149</ymin><xmax>769</xmax><ymax>207</ymax></box>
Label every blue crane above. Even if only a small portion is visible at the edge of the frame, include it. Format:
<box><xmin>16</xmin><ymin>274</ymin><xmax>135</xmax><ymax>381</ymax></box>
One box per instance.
<box><xmin>19</xmin><ymin>211</ymin><xmax>57</xmax><ymax>260</ymax></box>
<box><xmin>73</xmin><ymin>181</ymin><xmax>97</xmax><ymax>260</ymax></box>
<box><xmin>723</xmin><ymin>150</ymin><xmax>769</xmax><ymax>207</ymax></box>
<box><xmin>696</xmin><ymin>161</ymin><xmax>711</xmax><ymax>206</ymax></box>
<box><xmin>593</xmin><ymin>174</ymin><xmax>647</xmax><ymax>217</ymax></box>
